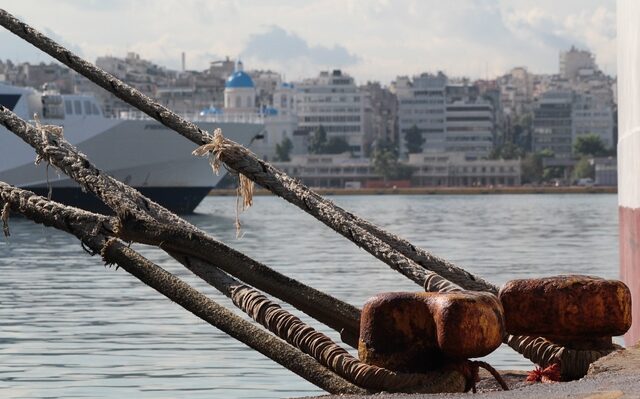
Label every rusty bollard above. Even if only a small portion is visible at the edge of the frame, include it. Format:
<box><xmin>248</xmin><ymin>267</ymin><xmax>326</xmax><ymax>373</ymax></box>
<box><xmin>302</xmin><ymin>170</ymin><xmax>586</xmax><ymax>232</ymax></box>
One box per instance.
<box><xmin>499</xmin><ymin>275</ymin><xmax>632</xmax><ymax>348</ymax></box>
<box><xmin>499</xmin><ymin>275</ymin><xmax>632</xmax><ymax>380</ymax></box>
<box><xmin>358</xmin><ymin>291</ymin><xmax>505</xmax><ymax>373</ymax></box>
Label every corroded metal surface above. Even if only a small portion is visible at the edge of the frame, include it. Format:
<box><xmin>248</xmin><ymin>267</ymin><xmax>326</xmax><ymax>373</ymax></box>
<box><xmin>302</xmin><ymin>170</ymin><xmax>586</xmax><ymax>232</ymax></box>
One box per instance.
<box><xmin>359</xmin><ymin>291</ymin><xmax>504</xmax><ymax>372</ymax></box>
<box><xmin>499</xmin><ymin>276</ymin><xmax>631</xmax><ymax>339</ymax></box>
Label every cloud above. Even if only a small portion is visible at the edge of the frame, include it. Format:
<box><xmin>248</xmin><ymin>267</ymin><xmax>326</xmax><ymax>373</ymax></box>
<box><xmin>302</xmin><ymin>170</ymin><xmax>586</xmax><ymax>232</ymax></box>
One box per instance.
<box><xmin>242</xmin><ymin>26</ymin><xmax>359</xmax><ymax>67</ymax></box>
<box><xmin>0</xmin><ymin>22</ymin><xmax>83</xmax><ymax>65</ymax></box>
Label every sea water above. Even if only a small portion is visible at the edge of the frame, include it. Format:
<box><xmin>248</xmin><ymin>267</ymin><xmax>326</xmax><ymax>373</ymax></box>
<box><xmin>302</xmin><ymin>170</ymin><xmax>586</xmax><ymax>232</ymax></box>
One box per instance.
<box><xmin>0</xmin><ymin>194</ymin><xmax>619</xmax><ymax>398</ymax></box>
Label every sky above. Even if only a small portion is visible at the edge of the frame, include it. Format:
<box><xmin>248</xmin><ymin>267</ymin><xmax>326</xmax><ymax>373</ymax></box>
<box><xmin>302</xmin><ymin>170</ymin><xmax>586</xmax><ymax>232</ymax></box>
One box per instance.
<box><xmin>0</xmin><ymin>0</ymin><xmax>616</xmax><ymax>84</ymax></box>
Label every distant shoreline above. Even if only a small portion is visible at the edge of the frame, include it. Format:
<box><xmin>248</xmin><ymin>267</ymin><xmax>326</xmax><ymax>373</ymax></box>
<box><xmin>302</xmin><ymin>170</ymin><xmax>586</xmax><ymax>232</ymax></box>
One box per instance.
<box><xmin>209</xmin><ymin>186</ymin><xmax>617</xmax><ymax>196</ymax></box>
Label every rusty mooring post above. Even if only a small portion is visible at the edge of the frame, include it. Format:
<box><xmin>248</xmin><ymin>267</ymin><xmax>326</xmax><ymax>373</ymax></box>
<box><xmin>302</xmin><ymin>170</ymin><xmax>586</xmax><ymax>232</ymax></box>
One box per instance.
<box><xmin>500</xmin><ymin>275</ymin><xmax>632</xmax><ymax>380</ymax></box>
<box><xmin>359</xmin><ymin>291</ymin><xmax>505</xmax><ymax>373</ymax></box>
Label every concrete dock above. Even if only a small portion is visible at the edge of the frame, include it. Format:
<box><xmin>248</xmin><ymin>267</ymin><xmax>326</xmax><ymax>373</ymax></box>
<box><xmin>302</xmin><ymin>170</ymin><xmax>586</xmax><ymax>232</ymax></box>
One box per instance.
<box><xmin>302</xmin><ymin>344</ymin><xmax>640</xmax><ymax>398</ymax></box>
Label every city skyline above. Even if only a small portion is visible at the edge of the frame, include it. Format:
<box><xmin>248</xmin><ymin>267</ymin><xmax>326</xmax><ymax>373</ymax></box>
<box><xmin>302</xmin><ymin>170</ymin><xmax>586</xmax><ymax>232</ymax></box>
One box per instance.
<box><xmin>1</xmin><ymin>0</ymin><xmax>616</xmax><ymax>84</ymax></box>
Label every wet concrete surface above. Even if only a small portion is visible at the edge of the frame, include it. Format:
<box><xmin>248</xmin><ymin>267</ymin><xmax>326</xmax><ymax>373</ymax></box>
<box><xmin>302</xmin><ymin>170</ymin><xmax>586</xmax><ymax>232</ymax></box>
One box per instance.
<box><xmin>301</xmin><ymin>344</ymin><xmax>640</xmax><ymax>399</ymax></box>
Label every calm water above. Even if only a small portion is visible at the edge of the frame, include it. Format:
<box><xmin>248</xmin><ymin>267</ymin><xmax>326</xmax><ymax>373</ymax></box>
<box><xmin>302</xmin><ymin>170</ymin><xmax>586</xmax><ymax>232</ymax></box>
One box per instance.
<box><xmin>1</xmin><ymin>194</ymin><xmax>620</xmax><ymax>398</ymax></box>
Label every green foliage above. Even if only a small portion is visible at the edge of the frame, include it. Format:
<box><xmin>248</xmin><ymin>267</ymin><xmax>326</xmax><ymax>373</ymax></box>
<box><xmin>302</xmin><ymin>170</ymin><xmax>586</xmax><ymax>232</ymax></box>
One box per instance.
<box><xmin>371</xmin><ymin>140</ymin><xmax>414</xmax><ymax>180</ymax></box>
<box><xmin>542</xmin><ymin>166</ymin><xmax>563</xmax><ymax>181</ymax></box>
<box><xmin>323</xmin><ymin>136</ymin><xmax>351</xmax><ymax>154</ymax></box>
<box><xmin>308</xmin><ymin>125</ymin><xmax>327</xmax><ymax>154</ymax></box>
<box><xmin>520</xmin><ymin>149</ymin><xmax>555</xmax><ymax>184</ymax></box>
<box><xmin>573</xmin><ymin>134</ymin><xmax>607</xmax><ymax>157</ymax></box>
<box><xmin>572</xmin><ymin>157</ymin><xmax>595</xmax><ymax>180</ymax></box>
<box><xmin>489</xmin><ymin>142</ymin><xmax>524</xmax><ymax>160</ymax></box>
<box><xmin>520</xmin><ymin>153</ymin><xmax>543</xmax><ymax>184</ymax></box>
<box><xmin>307</xmin><ymin>125</ymin><xmax>351</xmax><ymax>155</ymax></box>
<box><xmin>274</xmin><ymin>137</ymin><xmax>293</xmax><ymax>162</ymax></box>
<box><xmin>404</xmin><ymin>125</ymin><xmax>425</xmax><ymax>154</ymax></box>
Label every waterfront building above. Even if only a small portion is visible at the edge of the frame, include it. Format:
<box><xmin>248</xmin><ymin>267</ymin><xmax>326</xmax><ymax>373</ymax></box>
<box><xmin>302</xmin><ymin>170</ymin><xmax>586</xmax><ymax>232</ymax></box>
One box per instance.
<box><xmin>271</xmin><ymin>151</ymin><xmax>521</xmax><ymax>189</ymax></box>
<box><xmin>394</xmin><ymin>72</ymin><xmax>447</xmax><ymax>156</ymax></box>
<box><xmin>224</xmin><ymin>61</ymin><xmax>257</xmax><ymax>114</ymax></box>
<box><xmin>406</xmin><ymin>153</ymin><xmax>521</xmax><ymax>187</ymax></box>
<box><xmin>572</xmin><ymin>93</ymin><xmax>615</xmax><ymax>149</ymax></box>
<box><xmin>445</xmin><ymin>99</ymin><xmax>495</xmax><ymax>159</ymax></box>
<box><xmin>295</xmin><ymin>70</ymin><xmax>366</xmax><ymax>157</ymax></box>
<box><xmin>532</xmin><ymin>90</ymin><xmax>574</xmax><ymax>157</ymax></box>
<box><xmin>254</xmin><ymin>82</ymin><xmax>299</xmax><ymax>160</ymax></box>
<box><xmin>273</xmin><ymin>153</ymin><xmax>375</xmax><ymax>188</ymax></box>
<box><xmin>360</xmin><ymin>81</ymin><xmax>398</xmax><ymax>155</ymax></box>
<box><xmin>250</xmin><ymin>70</ymin><xmax>282</xmax><ymax>107</ymax></box>
<box><xmin>218</xmin><ymin>63</ymin><xmax>297</xmax><ymax>161</ymax></box>
<box><xmin>594</xmin><ymin>157</ymin><xmax>617</xmax><ymax>186</ymax></box>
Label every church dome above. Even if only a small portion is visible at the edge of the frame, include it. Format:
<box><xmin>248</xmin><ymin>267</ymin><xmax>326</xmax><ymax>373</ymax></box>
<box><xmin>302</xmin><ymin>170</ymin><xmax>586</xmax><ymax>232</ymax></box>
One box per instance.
<box><xmin>226</xmin><ymin>71</ymin><xmax>254</xmax><ymax>88</ymax></box>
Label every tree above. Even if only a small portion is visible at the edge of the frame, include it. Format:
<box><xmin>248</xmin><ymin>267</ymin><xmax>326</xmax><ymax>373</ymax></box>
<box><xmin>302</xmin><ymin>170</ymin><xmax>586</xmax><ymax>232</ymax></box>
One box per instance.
<box><xmin>521</xmin><ymin>149</ymin><xmax>554</xmax><ymax>184</ymax></box>
<box><xmin>404</xmin><ymin>125</ymin><xmax>425</xmax><ymax>154</ymax></box>
<box><xmin>489</xmin><ymin>142</ymin><xmax>524</xmax><ymax>160</ymax></box>
<box><xmin>308</xmin><ymin>125</ymin><xmax>327</xmax><ymax>154</ymax></box>
<box><xmin>572</xmin><ymin>157</ymin><xmax>595</xmax><ymax>180</ymax></box>
<box><xmin>274</xmin><ymin>137</ymin><xmax>293</xmax><ymax>162</ymax></box>
<box><xmin>323</xmin><ymin>136</ymin><xmax>351</xmax><ymax>154</ymax></box>
<box><xmin>371</xmin><ymin>139</ymin><xmax>414</xmax><ymax>181</ymax></box>
<box><xmin>574</xmin><ymin>134</ymin><xmax>607</xmax><ymax>157</ymax></box>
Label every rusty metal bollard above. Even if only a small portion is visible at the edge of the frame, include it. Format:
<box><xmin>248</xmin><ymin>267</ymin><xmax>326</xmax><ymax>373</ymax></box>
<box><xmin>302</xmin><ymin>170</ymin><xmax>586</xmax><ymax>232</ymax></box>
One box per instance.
<box><xmin>358</xmin><ymin>291</ymin><xmax>505</xmax><ymax>372</ymax></box>
<box><xmin>499</xmin><ymin>275</ymin><xmax>632</xmax><ymax>349</ymax></box>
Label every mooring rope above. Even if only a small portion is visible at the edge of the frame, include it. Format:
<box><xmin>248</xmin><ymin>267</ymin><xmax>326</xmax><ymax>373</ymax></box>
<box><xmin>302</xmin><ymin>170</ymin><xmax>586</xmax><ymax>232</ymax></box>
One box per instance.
<box><xmin>230</xmin><ymin>284</ymin><xmax>469</xmax><ymax>393</ymax></box>
<box><xmin>0</xmin><ymin>183</ymin><xmax>366</xmax><ymax>395</ymax></box>
<box><xmin>506</xmin><ymin>335</ymin><xmax>620</xmax><ymax>380</ymax></box>
<box><xmin>0</xmin><ymin>9</ymin><xmax>495</xmax><ymax>293</ymax></box>
<box><xmin>0</xmin><ymin>10</ymin><xmax>621</xmax><ymax>383</ymax></box>
<box><xmin>0</xmin><ymin>106</ymin><xmax>363</xmax><ymax>346</ymax></box>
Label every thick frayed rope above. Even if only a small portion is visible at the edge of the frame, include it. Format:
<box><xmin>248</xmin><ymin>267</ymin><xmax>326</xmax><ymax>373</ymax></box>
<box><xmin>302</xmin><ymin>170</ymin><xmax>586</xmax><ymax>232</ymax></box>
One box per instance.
<box><xmin>193</xmin><ymin>128</ymin><xmax>254</xmax><ymax>237</ymax></box>
<box><xmin>1</xmin><ymin>201</ymin><xmax>9</xmax><ymax>237</ymax></box>
<box><xmin>33</xmin><ymin>114</ymin><xmax>64</xmax><ymax>199</ymax></box>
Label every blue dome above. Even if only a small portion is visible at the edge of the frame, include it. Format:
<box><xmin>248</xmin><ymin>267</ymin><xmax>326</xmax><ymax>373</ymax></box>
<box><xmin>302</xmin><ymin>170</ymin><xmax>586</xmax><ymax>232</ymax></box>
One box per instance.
<box><xmin>199</xmin><ymin>106</ymin><xmax>223</xmax><ymax>115</ymax></box>
<box><xmin>261</xmin><ymin>106</ymin><xmax>278</xmax><ymax>116</ymax></box>
<box><xmin>226</xmin><ymin>71</ymin><xmax>255</xmax><ymax>88</ymax></box>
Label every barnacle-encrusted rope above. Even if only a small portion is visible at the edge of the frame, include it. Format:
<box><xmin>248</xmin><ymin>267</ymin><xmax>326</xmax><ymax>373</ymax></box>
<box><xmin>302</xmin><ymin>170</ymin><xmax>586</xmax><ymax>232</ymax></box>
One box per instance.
<box><xmin>0</xmin><ymin>182</ymin><xmax>365</xmax><ymax>395</ymax></box>
<box><xmin>0</xmin><ymin>10</ymin><xmax>619</xmax><ymax>382</ymax></box>
<box><xmin>506</xmin><ymin>335</ymin><xmax>621</xmax><ymax>381</ymax></box>
<box><xmin>230</xmin><ymin>284</ymin><xmax>467</xmax><ymax>393</ymax></box>
<box><xmin>0</xmin><ymin>106</ymin><xmax>362</xmax><ymax>344</ymax></box>
<box><xmin>0</xmin><ymin>8</ymin><xmax>495</xmax><ymax>293</ymax></box>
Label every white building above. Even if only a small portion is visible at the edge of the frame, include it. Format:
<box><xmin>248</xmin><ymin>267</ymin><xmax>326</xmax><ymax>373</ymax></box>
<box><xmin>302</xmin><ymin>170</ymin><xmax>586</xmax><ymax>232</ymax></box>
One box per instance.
<box><xmin>221</xmin><ymin>64</ymin><xmax>297</xmax><ymax>161</ymax></box>
<box><xmin>224</xmin><ymin>61</ymin><xmax>256</xmax><ymax>113</ymax></box>
<box><xmin>258</xmin><ymin>82</ymin><xmax>299</xmax><ymax>161</ymax></box>
<box><xmin>499</xmin><ymin>67</ymin><xmax>534</xmax><ymax>116</ymax></box>
<box><xmin>295</xmin><ymin>70</ymin><xmax>366</xmax><ymax>157</ymax></box>
<box><xmin>394</xmin><ymin>72</ymin><xmax>447</xmax><ymax>156</ymax></box>
<box><xmin>407</xmin><ymin>153</ymin><xmax>521</xmax><ymax>187</ymax></box>
<box><xmin>445</xmin><ymin>100</ymin><xmax>495</xmax><ymax>159</ymax></box>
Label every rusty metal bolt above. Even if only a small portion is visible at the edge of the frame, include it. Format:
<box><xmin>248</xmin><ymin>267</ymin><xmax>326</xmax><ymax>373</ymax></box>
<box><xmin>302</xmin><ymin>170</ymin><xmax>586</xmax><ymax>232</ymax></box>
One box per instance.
<box><xmin>358</xmin><ymin>291</ymin><xmax>505</xmax><ymax>372</ymax></box>
<box><xmin>499</xmin><ymin>275</ymin><xmax>632</xmax><ymax>347</ymax></box>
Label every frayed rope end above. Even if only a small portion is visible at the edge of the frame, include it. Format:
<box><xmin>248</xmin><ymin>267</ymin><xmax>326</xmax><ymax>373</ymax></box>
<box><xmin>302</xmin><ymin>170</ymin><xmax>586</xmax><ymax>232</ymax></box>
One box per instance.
<box><xmin>1</xmin><ymin>202</ymin><xmax>10</xmax><ymax>238</ymax></box>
